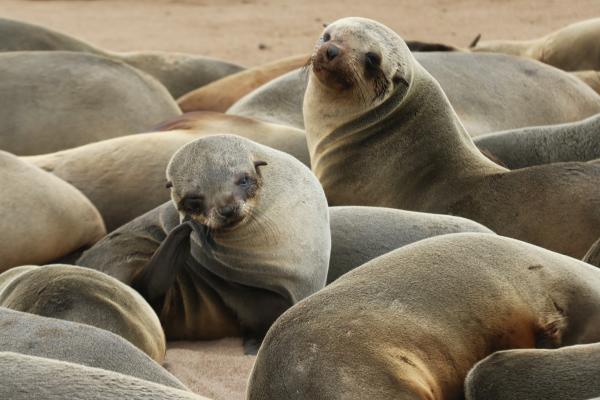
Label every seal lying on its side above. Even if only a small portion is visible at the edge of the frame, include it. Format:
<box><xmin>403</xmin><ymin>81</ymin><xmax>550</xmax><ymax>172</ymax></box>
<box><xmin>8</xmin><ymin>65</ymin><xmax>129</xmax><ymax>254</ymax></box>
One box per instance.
<box><xmin>0</xmin><ymin>307</ymin><xmax>185</xmax><ymax>390</ymax></box>
<box><xmin>0</xmin><ymin>265</ymin><xmax>165</xmax><ymax>362</ymax></box>
<box><xmin>228</xmin><ymin>53</ymin><xmax>600</xmax><ymax>136</ymax></box>
<box><xmin>465</xmin><ymin>343</ymin><xmax>600</xmax><ymax>400</ymax></box>
<box><xmin>327</xmin><ymin>206</ymin><xmax>493</xmax><ymax>283</ymax></box>
<box><xmin>248</xmin><ymin>233</ymin><xmax>600</xmax><ymax>400</ymax></box>
<box><xmin>474</xmin><ymin>113</ymin><xmax>600</xmax><ymax>169</ymax></box>
<box><xmin>0</xmin><ymin>352</ymin><xmax>210</xmax><ymax>400</ymax></box>
<box><xmin>0</xmin><ymin>151</ymin><xmax>105</xmax><ymax>271</ymax></box>
<box><xmin>25</xmin><ymin>112</ymin><xmax>309</xmax><ymax>231</ymax></box>
<box><xmin>78</xmin><ymin>135</ymin><xmax>330</xmax><ymax>347</ymax></box>
<box><xmin>303</xmin><ymin>17</ymin><xmax>600</xmax><ymax>257</ymax></box>
<box><xmin>0</xmin><ymin>17</ymin><xmax>243</xmax><ymax>98</ymax></box>
<box><xmin>0</xmin><ymin>51</ymin><xmax>180</xmax><ymax>155</ymax></box>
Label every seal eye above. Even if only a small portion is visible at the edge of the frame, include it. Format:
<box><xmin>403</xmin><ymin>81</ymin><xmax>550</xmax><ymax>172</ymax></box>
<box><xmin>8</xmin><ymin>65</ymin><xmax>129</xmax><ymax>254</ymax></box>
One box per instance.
<box><xmin>365</xmin><ymin>52</ymin><xmax>382</xmax><ymax>69</ymax></box>
<box><xmin>237</xmin><ymin>175</ymin><xmax>254</xmax><ymax>188</ymax></box>
<box><xmin>322</xmin><ymin>32</ymin><xmax>331</xmax><ymax>42</ymax></box>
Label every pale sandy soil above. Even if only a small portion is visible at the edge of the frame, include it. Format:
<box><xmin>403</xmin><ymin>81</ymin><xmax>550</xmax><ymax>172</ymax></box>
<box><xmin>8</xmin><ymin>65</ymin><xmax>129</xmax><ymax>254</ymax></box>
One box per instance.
<box><xmin>4</xmin><ymin>1</ymin><xmax>599</xmax><ymax>399</ymax></box>
<box><xmin>1</xmin><ymin>0</ymin><xmax>599</xmax><ymax>66</ymax></box>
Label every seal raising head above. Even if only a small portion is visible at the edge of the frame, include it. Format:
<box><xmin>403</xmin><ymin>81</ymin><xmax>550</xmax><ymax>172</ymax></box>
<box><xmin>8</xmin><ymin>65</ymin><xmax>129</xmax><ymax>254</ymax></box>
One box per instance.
<box><xmin>166</xmin><ymin>137</ymin><xmax>267</xmax><ymax>231</ymax></box>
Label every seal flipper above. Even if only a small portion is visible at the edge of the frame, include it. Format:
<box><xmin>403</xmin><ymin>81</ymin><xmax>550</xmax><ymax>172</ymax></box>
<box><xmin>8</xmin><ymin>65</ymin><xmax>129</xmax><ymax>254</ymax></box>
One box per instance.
<box><xmin>131</xmin><ymin>222</ymin><xmax>192</xmax><ymax>312</ymax></box>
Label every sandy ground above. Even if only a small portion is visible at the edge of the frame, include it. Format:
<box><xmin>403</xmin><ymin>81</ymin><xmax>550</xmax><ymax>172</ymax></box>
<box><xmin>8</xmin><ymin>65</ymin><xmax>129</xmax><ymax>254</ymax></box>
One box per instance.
<box><xmin>4</xmin><ymin>1</ymin><xmax>599</xmax><ymax>399</ymax></box>
<box><xmin>1</xmin><ymin>0</ymin><xmax>599</xmax><ymax>66</ymax></box>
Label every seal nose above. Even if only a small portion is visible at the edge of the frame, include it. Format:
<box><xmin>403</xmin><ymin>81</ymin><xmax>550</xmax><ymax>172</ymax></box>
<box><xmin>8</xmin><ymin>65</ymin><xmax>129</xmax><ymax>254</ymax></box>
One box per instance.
<box><xmin>326</xmin><ymin>44</ymin><xmax>340</xmax><ymax>61</ymax></box>
<box><xmin>181</xmin><ymin>196</ymin><xmax>204</xmax><ymax>214</ymax></box>
<box><xmin>218</xmin><ymin>205</ymin><xmax>236</xmax><ymax>218</ymax></box>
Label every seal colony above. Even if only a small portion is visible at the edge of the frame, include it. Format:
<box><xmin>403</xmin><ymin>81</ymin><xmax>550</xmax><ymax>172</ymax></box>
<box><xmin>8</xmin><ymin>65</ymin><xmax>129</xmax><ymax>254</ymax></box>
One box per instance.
<box><xmin>303</xmin><ymin>17</ymin><xmax>600</xmax><ymax>258</ymax></box>
<box><xmin>79</xmin><ymin>135</ymin><xmax>330</xmax><ymax>347</ymax></box>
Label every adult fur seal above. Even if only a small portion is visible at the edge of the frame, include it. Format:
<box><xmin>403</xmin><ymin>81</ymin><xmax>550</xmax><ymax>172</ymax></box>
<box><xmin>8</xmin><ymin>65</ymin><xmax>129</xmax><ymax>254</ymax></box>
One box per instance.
<box><xmin>228</xmin><ymin>54</ymin><xmax>600</xmax><ymax>136</ymax></box>
<box><xmin>303</xmin><ymin>17</ymin><xmax>600</xmax><ymax>257</ymax></box>
<box><xmin>178</xmin><ymin>54</ymin><xmax>309</xmax><ymax>112</ymax></box>
<box><xmin>0</xmin><ymin>352</ymin><xmax>210</xmax><ymax>400</ymax></box>
<box><xmin>0</xmin><ymin>151</ymin><xmax>105</xmax><ymax>271</ymax></box>
<box><xmin>327</xmin><ymin>206</ymin><xmax>493</xmax><ymax>283</ymax></box>
<box><xmin>584</xmin><ymin>238</ymin><xmax>600</xmax><ymax>267</ymax></box>
<box><xmin>473</xmin><ymin>113</ymin><xmax>600</xmax><ymax>169</ymax></box>
<box><xmin>0</xmin><ymin>307</ymin><xmax>185</xmax><ymax>389</ymax></box>
<box><xmin>248</xmin><ymin>233</ymin><xmax>600</xmax><ymax>400</ymax></box>
<box><xmin>0</xmin><ymin>17</ymin><xmax>243</xmax><ymax>98</ymax></box>
<box><xmin>465</xmin><ymin>343</ymin><xmax>600</xmax><ymax>400</ymax></box>
<box><xmin>24</xmin><ymin>112</ymin><xmax>309</xmax><ymax>231</ymax></box>
<box><xmin>0</xmin><ymin>51</ymin><xmax>180</xmax><ymax>155</ymax></box>
<box><xmin>0</xmin><ymin>264</ymin><xmax>165</xmax><ymax>362</ymax></box>
<box><xmin>78</xmin><ymin>135</ymin><xmax>330</xmax><ymax>347</ymax></box>
<box><xmin>470</xmin><ymin>18</ymin><xmax>600</xmax><ymax>72</ymax></box>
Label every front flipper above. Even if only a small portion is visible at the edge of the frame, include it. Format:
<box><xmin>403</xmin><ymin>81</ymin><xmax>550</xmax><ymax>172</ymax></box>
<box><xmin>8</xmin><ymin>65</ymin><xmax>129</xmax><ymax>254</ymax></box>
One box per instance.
<box><xmin>132</xmin><ymin>222</ymin><xmax>192</xmax><ymax>312</ymax></box>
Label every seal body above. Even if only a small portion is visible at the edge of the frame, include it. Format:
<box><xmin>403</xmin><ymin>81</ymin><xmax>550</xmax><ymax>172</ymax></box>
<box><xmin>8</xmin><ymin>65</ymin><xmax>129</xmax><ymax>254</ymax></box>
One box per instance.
<box><xmin>303</xmin><ymin>17</ymin><xmax>600</xmax><ymax>258</ymax></box>
<box><xmin>328</xmin><ymin>206</ymin><xmax>493</xmax><ymax>283</ymax></box>
<box><xmin>465</xmin><ymin>343</ymin><xmax>600</xmax><ymax>400</ymax></box>
<box><xmin>79</xmin><ymin>135</ymin><xmax>330</xmax><ymax>344</ymax></box>
<box><xmin>0</xmin><ymin>264</ymin><xmax>165</xmax><ymax>362</ymax></box>
<box><xmin>0</xmin><ymin>352</ymin><xmax>209</xmax><ymax>400</ymax></box>
<box><xmin>474</xmin><ymin>113</ymin><xmax>600</xmax><ymax>169</ymax></box>
<box><xmin>0</xmin><ymin>17</ymin><xmax>243</xmax><ymax>98</ymax></box>
<box><xmin>0</xmin><ymin>151</ymin><xmax>105</xmax><ymax>271</ymax></box>
<box><xmin>0</xmin><ymin>307</ymin><xmax>185</xmax><ymax>389</ymax></box>
<box><xmin>229</xmin><ymin>53</ymin><xmax>600</xmax><ymax>136</ymax></box>
<box><xmin>25</xmin><ymin>113</ymin><xmax>309</xmax><ymax>232</ymax></box>
<box><xmin>178</xmin><ymin>54</ymin><xmax>309</xmax><ymax>112</ymax></box>
<box><xmin>0</xmin><ymin>51</ymin><xmax>180</xmax><ymax>155</ymax></box>
<box><xmin>248</xmin><ymin>233</ymin><xmax>600</xmax><ymax>400</ymax></box>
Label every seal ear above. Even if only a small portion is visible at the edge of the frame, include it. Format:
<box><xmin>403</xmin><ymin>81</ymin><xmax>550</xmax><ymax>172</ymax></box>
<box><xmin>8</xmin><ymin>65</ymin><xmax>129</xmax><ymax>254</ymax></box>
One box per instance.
<box><xmin>254</xmin><ymin>160</ymin><xmax>268</xmax><ymax>171</ymax></box>
<box><xmin>469</xmin><ymin>33</ymin><xmax>482</xmax><ymax>48</ymax></box>
<box><xmin>165</xmin><ymin>181</ymin><xmax>173</xmax><ymax>189</ymax></box>
<box><xmin>392</xmin><ymin>71</ymin><xmax>409</xmax><ymax>88</ymax></box>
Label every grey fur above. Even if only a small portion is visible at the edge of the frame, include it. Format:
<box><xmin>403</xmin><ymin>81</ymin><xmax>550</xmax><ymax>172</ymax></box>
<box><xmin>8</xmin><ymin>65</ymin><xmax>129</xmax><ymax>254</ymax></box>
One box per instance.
<box><xmin>474</xmin><ymin>113</ymin><xmax>600</xmax><ymax>169</ymax></box>
<box><xmin>0</xmin><ymin>17</ymin><xmax>243</xmax><ymax>98</ymax></box>
<box><xmin>0</xmin><ymin>308</ymin><xmax>185</xmax><ymax>390</ymax></box>
<box><xmin>249</xmin><ymin>233</ymin><xmax>600</xmax><ymax>399</ymax></box>
<box><xmin>465</xmin><ymin>343</ymin><xmax>600</xmax><ymax>400</ymax></box>
<box><xmin>0</xmin><ymin>352</ymin><xmax>209</xmax><ymax>400</ymax></box>
<box><xmin>0</xmin><ymin>51</ymin><xmax>180</xmax><ymax>155</ymax></box>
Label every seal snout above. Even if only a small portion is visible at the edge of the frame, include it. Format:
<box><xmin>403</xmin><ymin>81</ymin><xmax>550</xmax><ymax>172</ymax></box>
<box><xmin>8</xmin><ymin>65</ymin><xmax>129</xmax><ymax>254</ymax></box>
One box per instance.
<box><xmin>312</xmin><ymin>41</ymin><xmax>354</xmax><ymax>90</ymax></box>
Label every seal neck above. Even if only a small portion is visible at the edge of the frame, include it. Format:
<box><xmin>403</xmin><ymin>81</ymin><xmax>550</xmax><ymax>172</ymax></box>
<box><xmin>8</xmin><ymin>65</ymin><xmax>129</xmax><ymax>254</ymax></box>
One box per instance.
<box><xmin>307</xmin><ymin>61</ymin><xmax>506</xmax><ymax>209</ymax></box>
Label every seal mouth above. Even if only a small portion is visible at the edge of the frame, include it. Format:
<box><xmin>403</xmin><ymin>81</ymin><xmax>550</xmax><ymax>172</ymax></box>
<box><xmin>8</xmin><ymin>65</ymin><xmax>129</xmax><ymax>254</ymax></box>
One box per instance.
<box><xmin>186</xmin><ymin>208</ymin><xmax>246</xmax><ymax>232</ymax></box>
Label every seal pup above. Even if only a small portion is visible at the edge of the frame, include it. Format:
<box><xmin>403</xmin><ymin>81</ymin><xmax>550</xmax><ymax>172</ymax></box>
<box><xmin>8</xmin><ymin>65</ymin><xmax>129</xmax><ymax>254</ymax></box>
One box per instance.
<box><xmin>327</xmin><ymin>206</ymin><xmax>493</xmax><ymax>283</ymax></box>
<box><xmin>0</xmin><ymin>264</ymin><xmax>165</xmax><ymax>362</ymax></box>
<box><xmin>465</xmin><ymin>343</ymin><xmax>600</xmax><ymax>400</ymax></box>
<box><xmin>248</xmin><ymin>233</ymin><xmax>600</xmax><ymax>400</ymax></box>
<box><xmin>25</xmin><ymin>113</ymin><xmax>309</xmax><ymax>231</ymax></box>
<box><xmin>303</xmin><ymin>17</ymin><xmax>600</xmax><ymax>257</ymax></box>
<box><xmin>470</xmin><ymin>18</ymin><xmax>600</xmax><ymax>72</ymax></box>
<box><xmin>0</xmin><ymin>352</ymin><xmax>210</xmax><ymax>400</ymax></box>
<box><xmin>0</xmin><ymin>51</ymin><xmax>180</xmax><ymax>155</ymax></box>
<box><xmin>584</xmin><ymin>238</ymin><xmax>600</xmax><ymax>267</ymax></box>
<box><xmin>0</xmin><ymin>307</ymin><xmax>186</xmax><ymax>389</ymax></box>
<box><xmin>0</xmin><ymin>17</ymin><xmax>243</xmax><ymax>98</ymax></box>
<box><xmin>473</xmin><ymin>113</ymin><xmax>600</xmax><ymax>169</ymax></box>
<box><xmin>78</xmin><ymin>135</ymin><xmax>330</xmax><ymax>347</ymax></box>
<box><xmin>0</xmin><ymin>151</ymin><xmax>105</xmax><ymax>271</ymax></box>
<box><xmin>228</xmin><ymin>53</ymin><xmax>600</xmax><ymax>136</ymax></box>
<box><xmin>178</xmin><ymin>54</ymin><xmax>309</xmax><ymax>113</ymax></box>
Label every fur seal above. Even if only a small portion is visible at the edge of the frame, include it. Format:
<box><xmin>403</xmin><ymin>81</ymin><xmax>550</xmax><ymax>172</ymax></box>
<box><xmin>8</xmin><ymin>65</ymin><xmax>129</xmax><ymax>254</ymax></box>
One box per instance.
<box><xmin>78</xmin><ymin>135</ymin><xmax>330</xmax><ymax>346</ymax></box>
<box><xmin>303</xmin><ymin>17</ymin><xmax>600</xmax><ymax>258</ymax></box>
<box><xmin>465</xmin><ymin>343</ymin><xmax>600</xmax><ymax>400</ymax></box>
<box><xmin>470</xmin><ymin>18</ymin><xmax>600</xmax><ymax>72</ymax></box>
<box><xmin>178</xmin><ymin>54</ymin><xmax>309</xmax><ymax>113</ymax></box>
<box><xmin>584</xmin><ymin>238</ymin><xmax>600</xmax><ymax>267</ymax></box>
<box><xmin>0</xmin><ymin>264</ymin><xmax>165</xmax><ymax>362</ymax></box>
<box><xmin>572</xmin><ymin>70</ymin><xmax>600</xmax><ymax>94</ymax></box>
<box><xmin>0</xmin><ymin>150</ymin><xmax>105</xmax><ymax>271</ymax></box>
<box><xmin>248</xmin><ymin>233</ymin><xmax>600</xmax><ymax>400</ymax></box>
<box><xmin>0</xmin><ymin>17</ymin><xmax>243</xmax><ymax>98</ymax></box>
<box><xmin>0</xmin><ymin>307</ymin><xmax>185</xmax><ymax>389</ymax></box>
<box><xmin>228</xmin><ymin>53</ymin><xmax>600</xmax><ymax>136</ymax></box>
<box><xmin>327</xmin><ymin>206</ymin><xmax>493</xmax><ymax>283</ymax></box>
<box><xmin>0</xmin><ymin>51</ymin><xmax>180</xmax><ymax>155</ymax></box>
<box><xmin>24</xmin><ymin>112</ymin><xmax>309</xmax><ymax>231</ymax></box>
<box><xmin>473</xmin><ymin>113</ymin><xmax>600</xmax><ymax>169</ymax></box>
<box><xmin>0</xmin><ymin>352</ymin><xmax>209</xmax><ymax>400</ymax></box>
